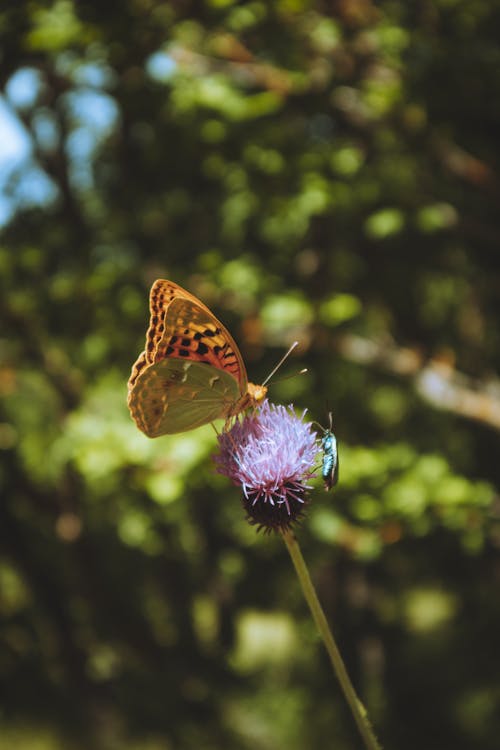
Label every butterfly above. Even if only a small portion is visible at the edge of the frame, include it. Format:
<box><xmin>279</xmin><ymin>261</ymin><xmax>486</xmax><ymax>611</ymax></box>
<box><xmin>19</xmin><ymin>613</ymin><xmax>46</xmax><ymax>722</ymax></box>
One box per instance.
<box><xmin>315</xmin><ymin>413</ymin><xmax>339</xmax><ymax>491</ymax></box>
<box><xmin>127</xmin><ymin>279</ymin><xmax>267</xmax><ymax>437</ymax></box>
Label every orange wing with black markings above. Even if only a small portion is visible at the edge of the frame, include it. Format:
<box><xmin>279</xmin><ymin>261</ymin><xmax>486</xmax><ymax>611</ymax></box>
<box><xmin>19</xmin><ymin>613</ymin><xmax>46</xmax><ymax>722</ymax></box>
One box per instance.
<box><xmin>127</xmin><ymin>279</ymin><xmax>266</xmax><ymax>436</ymax></box>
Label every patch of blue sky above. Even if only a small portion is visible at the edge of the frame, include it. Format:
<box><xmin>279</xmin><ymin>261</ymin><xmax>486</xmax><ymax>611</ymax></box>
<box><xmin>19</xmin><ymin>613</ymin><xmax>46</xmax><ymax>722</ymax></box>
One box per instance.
<box><xmin>33</xmin><ymin>109</ymin><xmax>60</xmax><ymax>153</ymax></box>
<box><xmin>0</xmin><ymin>80</ymin><xmax>119</xmax><ymax>224</ymax></box>
<box><xmin>71</xmin><ymin>61</ymin><xmax>116</xmax><ymax>89</ymax></box>
<box><xmin>5</xmin><ymin>67</ymin><xmax>43</xmax><ymax>110</ymax></box>
<box><xmin>14</xmin><ymin>166</ymin><xmax>59</xmax><ymax>209</ymax></box>
<box><xmin>146</xmin><ymin>51</ymin><xmax>177</xmax><ymax>83</ymax></box>
<box><xmin>65</xmin><ymin>88</ymin><xmax>119</xmax><ymax>135</ymax></box>
<box><xmin>64</xmin><ymin>89</ymin><xmax>119</xmax><ymax>191</ymax></box>
<box><xmin>0</xmin><ymin>96</ymin><xmax>35</xmax><ymax>224</ymax></box>
<box><xmin>66</xmin><ymin>127</ymin><xmax>96</xmax><ymax>189</ymax></box>
<box><xmin>0</xmin><ymin>97</ymin><xmax>31</xmax><ymax>167</ymax></box>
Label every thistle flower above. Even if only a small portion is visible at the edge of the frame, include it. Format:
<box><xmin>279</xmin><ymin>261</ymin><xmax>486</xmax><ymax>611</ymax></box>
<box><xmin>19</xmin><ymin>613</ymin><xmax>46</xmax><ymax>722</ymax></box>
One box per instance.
<box><xmin>214</xmin><ymin>400</ymin><xmax>319</xmax><ymax>532</ymax></box>
<box><xmin>215</xmin><ymin>404</ymin><xmax>381</xmax><ymax>750</ymax></box>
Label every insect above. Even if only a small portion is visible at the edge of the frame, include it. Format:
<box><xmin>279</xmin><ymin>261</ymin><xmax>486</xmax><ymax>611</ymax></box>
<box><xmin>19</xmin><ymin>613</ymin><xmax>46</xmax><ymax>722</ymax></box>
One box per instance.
<box><xmin>127</xmin><ymin>279</ymin><xmax>268</xmax><ymax>437</ymax></box>
<box><xmin>315</xmin><ymin>413</ymin><xmax>339</xmax><ymax>491</ymax></box>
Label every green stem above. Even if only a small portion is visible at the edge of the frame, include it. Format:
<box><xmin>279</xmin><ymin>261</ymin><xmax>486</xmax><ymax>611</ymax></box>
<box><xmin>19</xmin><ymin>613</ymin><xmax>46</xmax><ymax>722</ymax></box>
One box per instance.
<box><xmin>281</xmin><ymin>528</ymin><xmax>382</xmax><ymax>750</ymax></box>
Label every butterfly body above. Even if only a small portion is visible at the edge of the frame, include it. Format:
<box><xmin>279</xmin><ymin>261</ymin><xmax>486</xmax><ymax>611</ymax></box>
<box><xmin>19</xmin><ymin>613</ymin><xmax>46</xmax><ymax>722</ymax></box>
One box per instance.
<box><xmin>128</xmin><ymin>279</ymin><xmax>266</xmax><ymax>436</ymax></box>
<box><xmin>317</xmin><ymin>413</ymin><xmax>339</xmax><ymax>491</ymax></box>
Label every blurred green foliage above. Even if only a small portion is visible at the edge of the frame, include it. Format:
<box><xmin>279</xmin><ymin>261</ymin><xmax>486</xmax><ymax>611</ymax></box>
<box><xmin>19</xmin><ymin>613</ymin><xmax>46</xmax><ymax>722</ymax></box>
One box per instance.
<box><xmin>1</xmin><ymin>1</ymin><xmax>500</xmax><ymax>748</ymax></box>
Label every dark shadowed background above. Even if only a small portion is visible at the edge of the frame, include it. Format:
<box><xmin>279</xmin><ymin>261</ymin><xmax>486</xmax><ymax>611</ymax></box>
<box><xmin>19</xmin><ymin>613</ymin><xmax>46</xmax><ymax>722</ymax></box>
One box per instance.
<box><xmin>1</xmin><ymin>2</ymin><xmax>500</xmax><ymax>749</ymax></box>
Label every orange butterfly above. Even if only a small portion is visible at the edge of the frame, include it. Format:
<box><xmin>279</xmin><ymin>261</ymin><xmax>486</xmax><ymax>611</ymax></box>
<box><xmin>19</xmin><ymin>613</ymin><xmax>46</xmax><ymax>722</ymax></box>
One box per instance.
<box><xmin>127</xmin><ymin>279</ymin><xmax>267</xmax><ymax>436</ymax></box>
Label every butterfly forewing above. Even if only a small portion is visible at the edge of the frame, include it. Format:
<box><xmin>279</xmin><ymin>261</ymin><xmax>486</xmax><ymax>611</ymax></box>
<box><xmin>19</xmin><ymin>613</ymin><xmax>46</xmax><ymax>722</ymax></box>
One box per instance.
<box><xmin>145</xmin><ymin>280</ymin><xmax>246</xmax><ymax>384</ymax></box>
<box><xmin>145</xmin><ymin>280</ymin><xmax>196</xmax><ymax>364</ymax></box>
<box><xmin>153</xmin><ymin>296</ymin><xmax>247</xmax><ymax>389</ymax></box>
<box><xmin>128</xmin><ymin>350</ymin><xmax>148</xmax><ymax>392</ymax></box>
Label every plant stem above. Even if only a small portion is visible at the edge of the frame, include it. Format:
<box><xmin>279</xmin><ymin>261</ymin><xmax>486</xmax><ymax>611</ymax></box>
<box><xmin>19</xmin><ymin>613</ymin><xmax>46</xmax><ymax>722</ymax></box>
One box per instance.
<box><xmin>281</xmin><ymin>528</ymin><xmax>382</xmax><ymax>750</ymax></box>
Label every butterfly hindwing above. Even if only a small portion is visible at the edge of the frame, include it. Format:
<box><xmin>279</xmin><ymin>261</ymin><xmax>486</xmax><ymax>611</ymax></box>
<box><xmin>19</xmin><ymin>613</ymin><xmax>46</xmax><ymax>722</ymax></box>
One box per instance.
<box><xmin>128</xmin><ymin>358</ymin><xmax>241</xmax><ymax>437</ymax></box>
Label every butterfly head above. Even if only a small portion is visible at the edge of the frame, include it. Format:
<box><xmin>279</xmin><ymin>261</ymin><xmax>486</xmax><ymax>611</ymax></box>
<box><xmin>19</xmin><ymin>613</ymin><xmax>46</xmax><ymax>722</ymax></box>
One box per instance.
<box><xmin>248</xmin><ymin>382</ymin><xmax>268</xmax><ymax>404</ymax></box>
<box><xmin>227</xmin><ymin>381</ymin><xmax>267</xmax><ymax>418</ymax></box>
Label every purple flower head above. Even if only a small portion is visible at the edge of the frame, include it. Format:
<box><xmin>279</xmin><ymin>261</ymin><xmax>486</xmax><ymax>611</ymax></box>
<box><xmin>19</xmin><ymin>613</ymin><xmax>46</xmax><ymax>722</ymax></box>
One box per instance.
<box><xmin>214</xmin><ymin>400</ymin><xmax>320</xmax><ymax>533</ymax></box>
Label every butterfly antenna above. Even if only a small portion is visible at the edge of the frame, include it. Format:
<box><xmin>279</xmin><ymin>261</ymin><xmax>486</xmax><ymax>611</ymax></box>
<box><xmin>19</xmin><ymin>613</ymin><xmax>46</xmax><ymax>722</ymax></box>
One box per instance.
<box><xmin>261</xmin><ymin>341</ymin><xmax>300</xmax><ymax>387</ymax></box>
<box><xmin>270</xmin><ymin>368</ymin><xmax>308</xmax><ymax>386</ymax></box>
